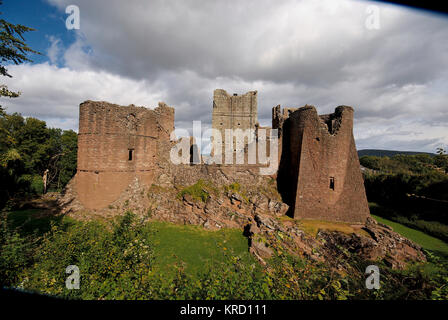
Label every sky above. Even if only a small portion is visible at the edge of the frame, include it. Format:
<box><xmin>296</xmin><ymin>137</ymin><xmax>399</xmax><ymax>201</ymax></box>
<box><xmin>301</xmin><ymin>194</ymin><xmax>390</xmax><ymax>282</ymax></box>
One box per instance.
<box><xmin>1</xmin><ymin>0</ymin><xmax>447</xmax><ymax>152</ymax></box>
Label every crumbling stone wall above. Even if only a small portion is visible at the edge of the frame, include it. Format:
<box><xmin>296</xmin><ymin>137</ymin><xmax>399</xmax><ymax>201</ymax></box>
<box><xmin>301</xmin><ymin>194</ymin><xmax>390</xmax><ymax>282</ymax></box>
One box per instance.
<box><xmin>277</xmin><ymin>105</ymin><xmax>370</xmax><ymax>224</ymax></box>
<box><xmin>76</xmin><ymin>101</ymin><xmax>174</xmax><ymax>209</ymax></box>
<box><xmin>212</xmin><ymin>89</ymin><xmax>258</xmax><ymax>133</ymax></box>
<box><xmin>211</xmin><ymin>89</ymin><xmax>258</xmax><ymax>156</ymax></box>
<box><xmin>272</xmin><ymin>105</ymin><xmax>299</xmax><ymax>158</ymax></box>
<box><xmin>67</xmin><ymin>91</ymin><xmax>369</xmax><ymax>225</ymax></box>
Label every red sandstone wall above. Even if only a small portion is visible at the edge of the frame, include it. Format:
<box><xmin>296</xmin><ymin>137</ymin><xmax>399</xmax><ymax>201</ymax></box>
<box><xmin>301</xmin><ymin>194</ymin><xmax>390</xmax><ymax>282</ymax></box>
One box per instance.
<box><xmin>283</xmin><ymin>105</ymin><xmax>370</xmax><ymax>224</ymax></box>
<box><xmin>73</xmin><ymin>96</ymin><xmax>368</xmax><ymax>224</ymax></box>
<box><xmin>76</xmin><ymin>101</ymin><xmax>174</xmax><ymax>210</ymax></box>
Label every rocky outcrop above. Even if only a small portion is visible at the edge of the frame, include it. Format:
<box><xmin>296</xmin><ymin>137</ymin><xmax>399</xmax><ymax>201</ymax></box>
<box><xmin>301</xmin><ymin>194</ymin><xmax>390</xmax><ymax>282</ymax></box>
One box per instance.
<box><xmin>245</xmin><ymin>213</ymin><xmax>426</xmax><ymax>270</ymax></box>
<box><xmin>59</xmin><ymin>170</ymin><xmax>426</xmax><ymax>271</ymax></box>
<box><xmin>57</xmin><ymin>176</ymin><xmax>85</xmax><ymax>214</ymax></box>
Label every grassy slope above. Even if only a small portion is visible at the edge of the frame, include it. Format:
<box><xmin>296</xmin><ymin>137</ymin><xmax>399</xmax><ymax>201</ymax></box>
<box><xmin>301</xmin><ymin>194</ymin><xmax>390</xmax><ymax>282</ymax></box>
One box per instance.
<box><xmin>7</xmin><ymin>209</ymin><xmax>253</xmax><ymax>277</ymax></box>
<box><xmin>8</xmin><ymin>209</ymin><xmax>448</xmax><ymax>274</ymax></box>
<box><xmin>146</xmin><ymin>221</ymin><xmax>253</xmax><ymax>275</ymax></box>
<box><xmin>372</xmin><ymin>214</ymin><xmax>448</xmax><ymax>257</ymax></box>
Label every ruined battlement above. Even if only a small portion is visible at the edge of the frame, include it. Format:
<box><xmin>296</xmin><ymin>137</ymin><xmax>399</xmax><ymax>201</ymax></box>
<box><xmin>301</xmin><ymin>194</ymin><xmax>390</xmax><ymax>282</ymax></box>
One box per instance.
<box><xmin>76</xmin><ymin>100</ymin><xmax>174</xmax><ymax>209</ymax></box>
<box><xmin>71</xmin><ymin>91</ymin><xmax>370</xmax><ymax>224</ymax></box>
<box><xmin>212</xmin><ymin>89</ymin><xmax>258</xmax><ymax>131</ymax></box>
<box><xmin>284</xmin><ymin>105</ymin><xmax>354</xmax><ymax>136</ymax></box>
<box><xmin>211</xmin><ymin>89</ymin><xmax>258</xmax><ymax>157</ymax></box>
<box><xmin>277</xmin><ymin>104</ymin><xmax>369</xmax><ymax>223</ymax></box>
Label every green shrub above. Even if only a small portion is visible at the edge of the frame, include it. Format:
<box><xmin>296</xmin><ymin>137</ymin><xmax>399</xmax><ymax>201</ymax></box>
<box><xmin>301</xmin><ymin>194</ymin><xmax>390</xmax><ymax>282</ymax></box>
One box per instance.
<box><xmin>16</xmin><ymin>174</ymin><xmax>44</xmax><ymax>195</ymax></box>
<box><xmin>224</xmin><ymin>182</ymin><xmax>241</xmax><ymax>193</ymax></box>
<box><xmin>177</xmin><ymin>180</ymin><xmax>210</xmax><ymax>202</ymax></box>
<box><xmin>0</xmin><ymin>229</ymin><xmax>33</xmax><ymax>287</ymax></box>
<box><xmin>21</xmin><ymin>211</ymin><xmax>156</xmax><ymax>299</ymax></box>
<box><xmin>2</xmin><ymin>208</ymin><xmax>448</xmax><ymax>300</ymax></box>
<box><xmin>223</xmin><ymin>182</ymin><xmax>250</xmax><ymax>203</ymax></box>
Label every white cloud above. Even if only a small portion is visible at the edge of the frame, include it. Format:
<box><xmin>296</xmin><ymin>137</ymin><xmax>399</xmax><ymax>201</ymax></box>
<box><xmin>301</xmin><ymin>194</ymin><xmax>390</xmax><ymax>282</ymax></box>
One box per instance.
<box><xmin>62</xmin><ymin>36</ymin><xmax>94</xmax><ymax>71</ymax></box>
<box><xmin>1</xmin><ymin>63</ymin><xmax>165</xmax><ymax>130</ymax></box>
<box><xmin>2</xmin><ymin>0</ymin><xmax>447</xmax><ymax>152</ymax></box>
<box><xmin>3</xmin><ymin>61</ymin><xmax>447</xmax><ymax>152</ymax></box>
<box><xmin>43</xmin><ymin>0</ymin><xmax>448</xmax><ymax>85</ymax></box>
<box><xmin>46</xmin><ymin>36</ymin><xmax>62</xmax><ymax>65</ymax></box>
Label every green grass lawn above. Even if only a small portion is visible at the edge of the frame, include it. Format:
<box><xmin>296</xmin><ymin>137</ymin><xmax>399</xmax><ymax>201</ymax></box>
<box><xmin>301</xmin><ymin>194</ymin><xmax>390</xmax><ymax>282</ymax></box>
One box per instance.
<box><xmin>145</xmin><ymin>221</ymin><xmax>253</xmax><ymax>275</ymax></box>
<box><xmin>6</xmin><ymin>209</ymin><xmax>253</xmax><ymax>277</ymax></box>
<box><xmin>372</xmin><ymin>214</ymin><xmax>448</xmax><ymax>258</ymax></box>
<box><xmin>9</xmin><ymin>208</ymin><xmax>447</xmax><ymax>276</ymax></box>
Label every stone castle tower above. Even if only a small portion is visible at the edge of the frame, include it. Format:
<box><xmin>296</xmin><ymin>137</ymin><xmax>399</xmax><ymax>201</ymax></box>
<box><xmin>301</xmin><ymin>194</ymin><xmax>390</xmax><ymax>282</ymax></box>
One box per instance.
<box><xmin>275</xmin><ymin>105</ymin><xmax>370</xmax><ymax>223</ymax></box>
<box><xmin>76</xmin><ymin>100</ymin><xmax>174</xmax><ymax>209</ymax></box>
<box><xmin>211</xmin><ymin>89</ymin><xmax>258</xmax><ymax>155</ymax></box>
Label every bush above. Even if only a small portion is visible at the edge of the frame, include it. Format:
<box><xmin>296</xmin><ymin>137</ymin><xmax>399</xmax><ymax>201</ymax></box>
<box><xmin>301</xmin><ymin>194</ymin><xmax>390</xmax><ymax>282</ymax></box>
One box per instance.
<box><xmin>0</xmin><ymin>229</ymin><xmax>34</xmax><ymax>287</ymax></box>
<box><xmin>30</xmin><ymin>175</ymin><xmax>44</xmax><ymax>194</ymax></box>
<box><xmin>2</xmin><ymin>208</ymin><xmax>448</xmax><ymax>300</ymax></box>
<box><xmin>224</xmin><ymin>182</ymin><xmax>241</xmax><ymax>193</ymax></box>
<box><xmin>21</xmin><ymin>211</ymin><xmax>155</xmax><ymax>299</ymax></box>
<box><xmin>16</xmin><ymin>174</ymin><xmax>44</xmax><ymax>195</ymax></box>
<box><xmin>177</xmin><ymin>180</ymin><xmax>211</xmax><ymax>202</ymax></box>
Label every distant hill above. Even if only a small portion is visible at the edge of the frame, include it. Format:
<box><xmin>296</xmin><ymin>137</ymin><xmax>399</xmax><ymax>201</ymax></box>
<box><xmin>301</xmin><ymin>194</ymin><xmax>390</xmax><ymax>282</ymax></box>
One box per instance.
<box><xmin>357</xmin><ymin>149</ymin><xmax>435</xmax><ymax>157</ymax></box>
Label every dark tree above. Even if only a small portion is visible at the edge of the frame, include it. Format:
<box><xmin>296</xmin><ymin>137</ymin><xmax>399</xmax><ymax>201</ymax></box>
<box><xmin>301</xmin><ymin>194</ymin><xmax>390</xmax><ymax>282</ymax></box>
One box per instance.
<box><xmin>0</xmin><ymin>0</ymin><xmax>39</xmax><ymax>105</ymax></box>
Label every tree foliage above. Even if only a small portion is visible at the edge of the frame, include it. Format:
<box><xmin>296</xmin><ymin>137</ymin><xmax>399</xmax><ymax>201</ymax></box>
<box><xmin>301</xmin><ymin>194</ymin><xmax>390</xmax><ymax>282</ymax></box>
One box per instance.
<box><xmin>0</xmin><ymin>0</ymin><xmax>39</xmax><ymax>104</ymax></box>
<box><xmin>360</xmin><ymin>152</ymin><xmax>448</xmax><ymax>202</ymax></box>
<box><xmin>0</xmin><ymin>111</ymin><xmax>78</xmax><ymax>207</ymax></box>
<box><xmin>361</xmin><ymin>151</ymin><xmax>448</xmax><ymax>240</ymax></box>
<box><xmin>0</xmin><ymin>1</ymin><xmax>51</xmax><ymax>208</ymax></box>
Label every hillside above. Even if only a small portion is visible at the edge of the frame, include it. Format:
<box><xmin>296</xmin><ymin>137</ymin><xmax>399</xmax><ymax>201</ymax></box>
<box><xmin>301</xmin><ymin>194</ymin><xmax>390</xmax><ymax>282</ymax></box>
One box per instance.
<box><xmin>360</xmin><ymin>152</ymin><xmax>448</xmax><ymax>244</ymax></box>
<box><xmin>358</xmin><ymin>149</ymin><xmax>435</xmax><ymax>157</ymax></box>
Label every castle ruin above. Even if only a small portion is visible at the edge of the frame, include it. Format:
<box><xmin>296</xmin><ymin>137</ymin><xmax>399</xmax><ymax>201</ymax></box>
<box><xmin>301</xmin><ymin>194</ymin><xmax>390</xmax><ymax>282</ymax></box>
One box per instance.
<box><xmin>70</xmin><ymin>89</ymin><xmax>370</xmax><ymax>224</ymax></box>
<box><xmin>212</xmin><ymin>89</ymin><xmax>258</xmax><ymax>140</ymax></box>
<box><xmin>76</xmin><ymin>101</ymin><xmax>173</xmax><ymax>209</ymax></box>
<box><xmin>275</xmin><ymin>105</ymin><xmax>370</xmax><ymax>223</ymax></box>
<box><xmin>211</xmin><ymin>89</ymin><xmax>258</xmax><ymax>157</ymax></box>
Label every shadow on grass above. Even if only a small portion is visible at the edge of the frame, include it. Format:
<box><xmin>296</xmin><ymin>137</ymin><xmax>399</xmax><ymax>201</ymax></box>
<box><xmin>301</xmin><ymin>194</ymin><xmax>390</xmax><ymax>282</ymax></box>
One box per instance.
<box><xmin>6</xmin><ymin>208</ymin><xmax>72</xmax><ymax>237</ymax></box>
